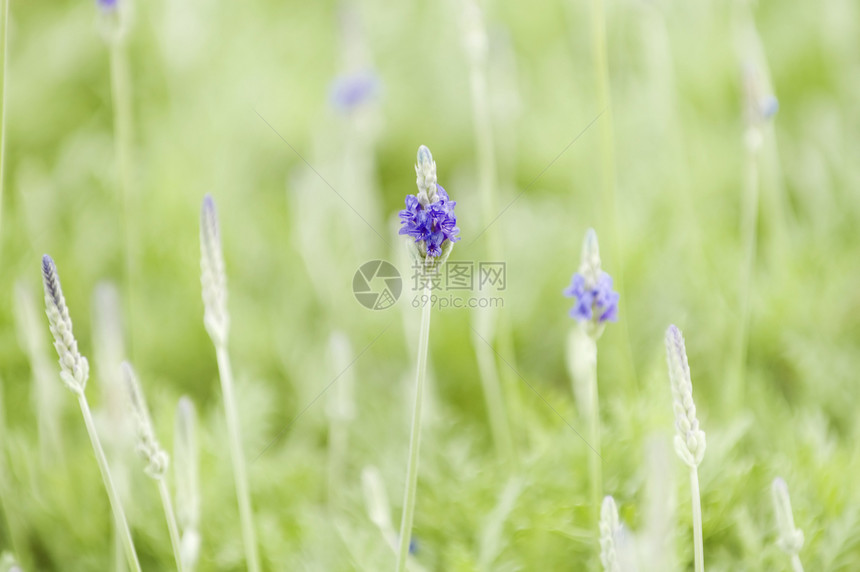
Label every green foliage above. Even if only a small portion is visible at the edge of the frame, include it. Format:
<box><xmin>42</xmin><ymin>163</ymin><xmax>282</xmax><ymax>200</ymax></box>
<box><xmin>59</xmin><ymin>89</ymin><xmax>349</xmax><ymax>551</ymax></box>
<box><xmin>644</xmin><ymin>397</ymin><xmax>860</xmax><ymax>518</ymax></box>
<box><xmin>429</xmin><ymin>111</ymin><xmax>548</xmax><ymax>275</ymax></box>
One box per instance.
<box><xmin>1</xmin><ymin>0</ymin><xmax>859</xmax><ymax>569</ymax></box>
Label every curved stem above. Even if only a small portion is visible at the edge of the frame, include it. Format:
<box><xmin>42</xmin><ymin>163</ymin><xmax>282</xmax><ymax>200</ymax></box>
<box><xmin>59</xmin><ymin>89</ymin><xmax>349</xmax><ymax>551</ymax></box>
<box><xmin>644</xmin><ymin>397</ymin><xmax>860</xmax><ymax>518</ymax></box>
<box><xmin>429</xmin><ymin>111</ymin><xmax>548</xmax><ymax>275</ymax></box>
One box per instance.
<box><xmin>734</xmin><ymin>143</ymin><xmax>760</xmax><ymax>408</ymax></box>
<box><xmin>396</xmin><ymin>285</ymin><xmax>432</xmax><ymax>571</ymax></box>
<box><xmin>587</xmin><ymin>339</ymin><xmax>602</xmax><ymax>528</ymax></box>
<box><xmin>78</xmin><ymin>395</ymin><xmax>141</xmax><ymax>572</ymax></box>
<box><xmin>690</xmin><ymin>466</ymin><xmax>704</xmax><ymax>572</ymax></box>
<box><xmin>473</xmin><ymin>333</ymin><xmax>517</xmax><ymax>470</ymax></box>
<box><xmin>215</xmin><ymin>345</ymin><xmax>261</xmax><ymax>572</ymax></box>
<box><xmin>109</xmin><ymin>40</ymin><xmax>138</xmax><ymax>359</ymax></box>
<box><xmin>589</xmin><ymin>0</ymin><xmax>638</xmax><ymax>393</ymax></box>
<box><xmin>466</xmin><ymin>25</ymin><xmax>520</xmax><ymax>468</ymax></box>
<box><xmin>790</xmin><ymin>554</ymin><xmax>804</xmax><ymax>572</ymax></box>
<box><xmin>0</xmin><ymin>0</ymin><xmax>9</xmax><ymax>242</ymax></box>
<box><xmin>157</xmin><ymin>478</ymin><xmax>185</xmax><ymax>572</ymax></box>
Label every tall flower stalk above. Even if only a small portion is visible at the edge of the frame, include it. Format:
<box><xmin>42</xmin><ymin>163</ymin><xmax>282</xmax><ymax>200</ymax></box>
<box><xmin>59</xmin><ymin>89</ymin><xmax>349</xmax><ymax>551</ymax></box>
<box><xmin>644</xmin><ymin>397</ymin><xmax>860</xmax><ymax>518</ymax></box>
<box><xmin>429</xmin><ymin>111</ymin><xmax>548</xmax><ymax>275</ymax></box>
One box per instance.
<box><xmin>395</xmin><ymin>146</ymin><xmax>459</xmax><ymax>571</ymax></box>
<box><xmin>91</xmin><ymin>282</ymin><xmax>133</xmax><ymax>572</ymax></box>
<box><xmin>326</xmin><ymin>332</ymin><xmax>356</xmax><ymax>503</ymax></box>
<box><xmin>40</xmin><ymin>255</ymin><xmax>141</xmax><ymax>572</ymax></box>
<box><xmin>175</xmin><ymin>397</ymin><xmax>201</xmax><ymax>571</ymax></box>
<box><xmin>733</xmin><ymin>61</ymin><xmax>779</xmax><ymax>409</ymax></box>
<box><xmin>0</xmin><ymin>0</ymin><xmax>9</xmax><ymax>239</ymax></box>
<box><xmin>772</xmin><ymin>477</ymin><xmax>804</xmax><ymax>572</ymax></box>
<box><xmin>665</xmin><ymin>325</ymin><xmax>706</xmax><ymax>572</ymax></box>
<box><xmin>199</xmin><ymin>195</ymin><xmax>260</xmax><ymax>571</ymax></box>
<box><xmin>583</xmin><ymin>0</ymin><xmax>638</xmax><ymax>393</ymax></box>
<box><xmin>563</xmin><ymin>229</ymin><xmax>619</xmax><ymax>527</ymax></box>
<box><xmin>588</xmin><ymin>0</ymin><xmax>618</xmax><ymax>278</ymax></box>
<box><xmin>98</xmin><ymin>0</ymin><xmax>138</xmax><ymax>353</ymax></box>
<box><xmin>461</xmin><ymin>0</ymin><xmax>518</xmax><ymax>470</ymax></box>
<box><xmin>122</xmin><ymin>362</ymin><xmax>184</xmax><ymax>572</ymax></box>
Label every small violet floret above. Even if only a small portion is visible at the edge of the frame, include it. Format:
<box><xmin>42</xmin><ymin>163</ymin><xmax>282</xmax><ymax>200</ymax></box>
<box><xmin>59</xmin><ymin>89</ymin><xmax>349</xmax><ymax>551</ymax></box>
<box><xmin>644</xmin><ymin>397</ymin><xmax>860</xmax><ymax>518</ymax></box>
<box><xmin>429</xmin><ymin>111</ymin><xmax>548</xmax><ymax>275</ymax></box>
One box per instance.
<box><xmin>330</xmin><ymin>71</ymin><xmax>379</xmax><ymax>111</ymax></box>
<box><xmin>398</xmin><ymin>185</ymin><xmax>460</xmax><ymax>258</ymax></box>
<box><xmin>564</xmin><ymin>271</ymin><xmax>619</xmax><ymax>323</ymax></box>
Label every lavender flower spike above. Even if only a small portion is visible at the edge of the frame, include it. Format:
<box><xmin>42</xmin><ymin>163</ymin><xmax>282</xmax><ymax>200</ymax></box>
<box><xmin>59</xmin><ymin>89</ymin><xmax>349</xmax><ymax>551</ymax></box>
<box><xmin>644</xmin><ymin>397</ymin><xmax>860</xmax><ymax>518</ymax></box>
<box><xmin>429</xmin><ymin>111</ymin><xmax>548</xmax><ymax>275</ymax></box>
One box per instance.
<box><xmin>42</xmin><ymin>255</ymin><xmax>89</xmax><ymax>394</ymax></box>
<box><xmin>41</xmin><ymin>255</ymin><xmax>142</xmax><ymax>571</ymax></box>
<box><xmin>772</xmin><ymin>477</ymin><xmax>804</xmax><ymax>558</ymax></box>
<box><xmin>599</xmin><ymin>496</ymin><xmax>621</xmax><ymax>572</ymax></box>
<box><xmin>563</xmin><ymin>229</ymin><xmax>619</xmax><ymax>338</ymax></box>
<box><xmin>200</xmin><ymin>194</ymin><xmax>229</xmax><ymax>346</ymax></box>
<box><xmin>330</xmin><ymin>71</ymin><xmax>379</xmax><ymax>111</ymax></box>
<box><xmin>123</xmin><ymin>362</ymin><xmax>169</xmax><ymax>479</ymax></box>
<box><xmin>398</xmin><ymin>145</ymin><xmax>460</xmax><ymax>265</ymax></box>
<box><xmin>665</xmin><ymin>325</ymin><xmax>706</xmax><ymax>468</ymax></box>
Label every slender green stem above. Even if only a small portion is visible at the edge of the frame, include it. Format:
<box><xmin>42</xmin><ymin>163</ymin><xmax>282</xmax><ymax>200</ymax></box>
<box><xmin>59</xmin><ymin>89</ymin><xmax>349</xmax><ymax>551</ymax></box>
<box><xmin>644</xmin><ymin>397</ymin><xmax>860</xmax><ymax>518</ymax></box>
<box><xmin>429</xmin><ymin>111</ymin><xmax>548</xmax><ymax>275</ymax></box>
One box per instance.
<box><xmin>327</xmin><ymin>416</ymin><xmax>347</xmax><ymax>504</ymax></box>
<box><xmin>689</xmin><ymin>466</ymin><xmax>704</xmax><ymax>572</ymax></box>
<box><xmin>473</xmin><ymin>333</ymin><xmax>517</xmax><ymax>470</ymax></box>
<box><xmin>0</xmin><ymin>0</ymin><xmax>10</xmax><ymax>241</ymax></box>
<box><xmin>466</xmin><ymin>25</ymin><xmax>519</xmax><ymax>468</ymax></box>
<box><xmin>734</xmin><ymin>143</ymin><xmax>759</xmax><ymax>409</ymax></box>
<box><xmin>589</xmin><ymin>0</ymin><xmax>616</xmax><ymax>260</ymax></box>
<box><xmin>114</xmin><ymin>525</ymin><xmax>126</xmax><ymax>572</ymax></box>
<box><xmin>109</xmin><ymin>40</ymin><xmax>137</xmax><ymax>358</ymax></box>
<box><xmin>396</xmin><ymin>286</ymin><xmax>432</xmax><ymax>572</ymax></box>
<box><xmin>790</xmin><ymin>554</ymin><xmax>804</xmax><ymax>572</ymax></box>
<box><xmin>78</xmin><ymin>395</ymin><xmax>141</xmax><ymax>572</ymax></box>
<box><xmin>109</xmin><ymin>41</ymin><xmax>133</xmax><ymax>222</ymax></box>
<box><xmin>215</xmin><ymin>345</ymin><xmax>261</xmax><ymax>572</ymax></box>
<box><xmin>589</xmin><ymin>0</ymin><xmax>638</xmax><ymax>393</ymax></box>
<box><xmin>468</xmin><ymin>54</ymin><xmax>497</xmax><ymax>238</ymax></box>
<box><xmin>0</xmin><ymin>376</ymin><xmax>29</xmax><ymax>567</ymax></box>
<box><xmin>157</xmin><ymin>478</ymin><xmax>185</xmax><ymax>572</ymax></box>
<box><xmin>586</xmin><ymin>337</ymin><xmax>602</xmax><ymax>528</ymax></box>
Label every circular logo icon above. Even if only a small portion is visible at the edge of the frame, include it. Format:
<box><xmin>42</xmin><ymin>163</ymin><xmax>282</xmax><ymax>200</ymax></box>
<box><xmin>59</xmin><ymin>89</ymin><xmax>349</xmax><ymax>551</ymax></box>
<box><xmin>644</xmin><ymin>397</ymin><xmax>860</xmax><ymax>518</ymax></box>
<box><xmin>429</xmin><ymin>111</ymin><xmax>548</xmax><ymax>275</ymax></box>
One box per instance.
<box><xmin>353</xmin><ymin>260</ymin><xmax>402</xmax><ymax>310</ymax></box>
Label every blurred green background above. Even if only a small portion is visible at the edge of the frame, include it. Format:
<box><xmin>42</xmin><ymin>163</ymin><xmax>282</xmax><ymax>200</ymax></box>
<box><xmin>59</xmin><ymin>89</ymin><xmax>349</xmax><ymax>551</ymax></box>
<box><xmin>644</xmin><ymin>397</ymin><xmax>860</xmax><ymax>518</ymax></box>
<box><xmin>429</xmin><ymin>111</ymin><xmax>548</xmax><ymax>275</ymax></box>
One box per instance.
<box><xmin>1</xmin><ymin>0</ymin><xmax>859</xmax><ymax>569</ymax></box>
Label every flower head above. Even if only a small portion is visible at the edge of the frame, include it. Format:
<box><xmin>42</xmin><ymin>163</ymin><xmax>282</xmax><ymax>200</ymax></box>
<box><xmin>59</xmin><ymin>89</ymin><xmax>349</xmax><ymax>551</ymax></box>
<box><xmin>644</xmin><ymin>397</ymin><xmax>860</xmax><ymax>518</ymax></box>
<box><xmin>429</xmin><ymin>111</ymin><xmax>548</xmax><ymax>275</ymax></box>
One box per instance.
<box><xmin>42</xmin><ymin>255</ymin><xmax>89</xmax><ymax>395</ymax></box>
<box><xmin>563</xmin><ymin>229</ymin><xmax>619</xmax><ymax>337</ymax></box>
<box><xmin>760</xmin><ymin>94</ymin><xmax>779</xmax><ymax>120</ymax></box>
<box><xmin>564</xmin><ymin>272</ymin><xmax>618</xmax><ymax>323</ymax></box>
<box><xmin>771</xmin><ymin>477</ymin><xmax>804</xmax><ymax>556</ymax></box>
<box><xmin>742</xmin><ymin>64</ymin><xmax>779</xmax><ymax>152</ymax></box>
<box><xmin>200</xmin><ymin>194</ymin><xmax>229</xmax><ymax>346</ymax></box>
<box><xmin>330</xmin><ymin>71</ymin><xmax>379</xmax><ymax>111</ymax></box>
<box><xmin>399</xmin><ymin>146</ymin><xmax>460</xmax><ymax>262</ymax></box>
<box><xmin>123</xmin><ymin>362</ymin><xmax>169</xmax><ymax>479</ymax></box>
<box><xmin>665</xmin><ymin>325</ymin><xmax>706</xmax><ymax>468</ymax></box>
<box><xmin>599</xmin><ymin>496</ymin><xmax>621</xmax><ymax>572</ymax></box>
<box><xmin>96</xmin><ymin>0</ymin><xmax>131</xmax><ymax>45</ymax></box>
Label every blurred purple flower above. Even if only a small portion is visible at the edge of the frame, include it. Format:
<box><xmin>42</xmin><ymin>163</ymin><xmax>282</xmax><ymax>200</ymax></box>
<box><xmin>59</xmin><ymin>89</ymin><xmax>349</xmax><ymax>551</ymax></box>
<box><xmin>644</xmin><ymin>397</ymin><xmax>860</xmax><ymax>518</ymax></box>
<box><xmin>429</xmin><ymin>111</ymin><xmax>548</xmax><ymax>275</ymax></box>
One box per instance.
<box><xmin>564</xmin><ymin>271</ymin><xmax>619</xmax><ymax>323</ymax></box>
<box><xmin>399</xmin><ymin>185</ymin><xmax>460</xmax><ymax>258</ymax></box>
<box><xmin>760</xmin><ymin>95</ymin><xmax>779</xmax><ymax>119</ymax></box>
<box><xmin>330</xmin><ymin>71</ymin><xmax>379</xmax><ymax>111</ymax></box>
<box><xmin>98</xmin><ymin>0</ymin><xmax>118</xmax><ymax>9</ymax></box>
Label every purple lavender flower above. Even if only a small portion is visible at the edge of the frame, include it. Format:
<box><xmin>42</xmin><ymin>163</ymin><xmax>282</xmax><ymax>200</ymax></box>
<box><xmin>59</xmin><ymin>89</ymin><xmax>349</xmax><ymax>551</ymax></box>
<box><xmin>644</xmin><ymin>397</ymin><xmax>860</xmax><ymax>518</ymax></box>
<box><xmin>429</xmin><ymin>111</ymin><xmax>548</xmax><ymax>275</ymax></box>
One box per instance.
<box><xmin>564</xmin><ymin>271</ymin><xmax>619</xmax><ymax>323</ymax></box>
<box><xmin>760</xmin><ymin>95</ymin><xmax>779</xmax><ymax>120</ymax></box>
<box><xmin>330</xmin><ymin>71</ymin><xmax>379</xmax><ymax>111</ymax></box>
<box><xmin>98</xmin><ymin>0</ymin><xmax>118</xmax><ymax>10</ymax></box>
<box><xmin>399</xmin><ymin>184</ymin><xmax>460</xmax><ymax>258</ymax></box>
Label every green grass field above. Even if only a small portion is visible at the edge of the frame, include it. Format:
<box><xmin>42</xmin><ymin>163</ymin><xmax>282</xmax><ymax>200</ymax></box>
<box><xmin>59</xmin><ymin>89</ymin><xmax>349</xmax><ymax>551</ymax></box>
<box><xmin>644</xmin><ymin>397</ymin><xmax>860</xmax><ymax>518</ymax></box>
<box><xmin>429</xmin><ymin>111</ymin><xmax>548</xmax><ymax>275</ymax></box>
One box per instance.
<box><xmin>1</xmin><ymin>0</ymin><xmax>859</xmax><ymax>570</ymax></box>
